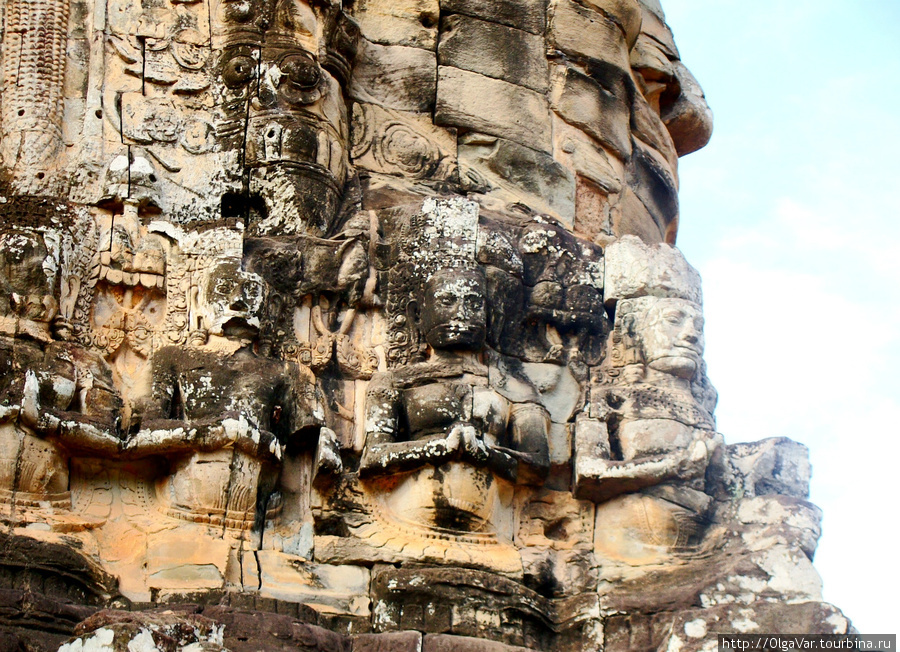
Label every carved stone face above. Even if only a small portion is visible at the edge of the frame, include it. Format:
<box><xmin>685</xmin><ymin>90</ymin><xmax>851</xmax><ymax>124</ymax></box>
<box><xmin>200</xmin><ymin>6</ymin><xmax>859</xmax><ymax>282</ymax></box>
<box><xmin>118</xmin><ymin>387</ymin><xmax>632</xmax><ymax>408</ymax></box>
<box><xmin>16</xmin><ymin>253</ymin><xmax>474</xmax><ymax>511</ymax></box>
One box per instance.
<box><xmin>0</xmin><ymin>231</ymin><xmax>57</xmax><ymax>323</ymax></box>
<box><xmin>200</xmin><ymin>259</ymin><xmax>264</xmax><ymax>338</ymax></box>
<box><xmin>214</xmin><ymin>1</ymin><xmax>354</xmax><ymax>235</ymax></box>
<box><xmin>633</xmin><ymin>298</ymin><xmax>704</xmax><ymax>377</ymax></box>
<box><xmin>348</xmin><ymin>0</ymin><xmax>711</xmax><ymax>243</ymax></box>
<box><xmin>420</xmin><ymin>269</ymin><xmax>486</xmax><ymax>350</ymax></box>
<box><xmin>550</xmin><ymin>0</ymin><xmax>713</xmax><ymax>242</ymax></box>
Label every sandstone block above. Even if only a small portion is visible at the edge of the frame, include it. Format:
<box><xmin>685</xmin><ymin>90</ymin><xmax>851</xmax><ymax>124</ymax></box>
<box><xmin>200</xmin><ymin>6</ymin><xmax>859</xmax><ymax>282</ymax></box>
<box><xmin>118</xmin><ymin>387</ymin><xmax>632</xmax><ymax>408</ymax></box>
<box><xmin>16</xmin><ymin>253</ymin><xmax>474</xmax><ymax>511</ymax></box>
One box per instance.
<box><xmin>580</xmin><ymin>0</ymin><xmax>643</xmax><ymax>48</ymax></box>
<box><xmin>351</xmin><ymin>102</ymin><xmax>458</xmax><ymax>182</ymax></box>
<box><xmin>548</xmin><ymin>0</ymin><xmax>631</xmax><ymax>72</ymax></box>
<box><xmin>517</xmin><ymin>488</ymin><xmax>596</xmax><ymax>549</ymax></box>
<box><xmin>354</xmin><ymin>631</ymin><xmax>423</xmax><ymax>652</ymax></box>
<box><xmin>638</xmin><ymin>6</ymin><xmax>679</xmax><ymax>58</ymax></box>
<box><xmin>624</xmin><ymin>142</ymin><xmax>680</xmax><ymax>239</ymax></box>
<box><xmin>736</xmin><ymin>494</ymin><xmax>823</xmax><ymax>559</ymax></box>
<box><xmin>574</xmin><ymin>176</ymin><xmax>613</xmax><ymax>242</ymax></box>
<box><xmin>605</xmin><ymin>602</ymin><xmax>851</xmax><ymax>652</ymax></box>
<box><xmin>459</xmin><ymin>133</ymin><xmax>574</xmax><ymax>222</ymax></box>
<box><xmin>553</xmin><ymin>117</ymin><xmax>624</xmax><ymax>195</ymax></box>
<box><xmin>609</xmin><ymin>184</ymin><xmax>667</xmax><ymax>243</ymax></box>
<box><xmin>424</xmin><ymin>634</ymin><xmax>537</xmax><ymax>651</ymax></box>
<box><xmin>663</xmin><ymin>61</ymin><xmax>714</xmax><ymax>156</ymax></box>
<box><xmin>351</xmin><ymin>40</ymin><xmax>437</xmax><ymax>112</ymax></box>
<box><xmin>436</xmin><ymin>67</ymin><xmax>551</xmax><ymax>152</ymax></box>
<box><xmin>203</xmin><ymin>607</ymin><xmax>349</xmax><ymax>651</ymax></box>
<box><xmin>551</xmin><ymin>64</ymin><xmax>631</xmax><ymax>159</ymax></box>
<box><xmin>630</xmin><ymin>88</ymin><xmax>679</xmax><ymax>173</ymax></box>
<box><xmin>604</xmin><ymin>235</ymin><xmax>703</xmax><ymax>304</ymax></box>
<box><xmin>713</xmin><ymin>437</ymin><xmax>813</xmax><ymax>500</ymax></box>
<box><xmin>354</xmin><ymin>0</ymin><xmax>440</xmax><ymax>49</ymax></box>
<box><xmin>257</xmin><ymin>551</ymin><xmax>371</xmax><ymax>617</ymax></box>
<box><xmin>440</xmin><ymin>0</ymin><xmax>547</xmax><ymax>35</ymax></box>
<box><xmin>145</xmin><ymin>527</ymin><xmax>231</xmax><ymax>591</ymax></box>
<box><xmin>702</xmin><ymin>543</ymin><xmax>824</xmax><ymax>605</ymax></box>
<box><xmin>438</xmin><ymin>15</ymin><xmax>548</xmax><ymax>93</ymax></box>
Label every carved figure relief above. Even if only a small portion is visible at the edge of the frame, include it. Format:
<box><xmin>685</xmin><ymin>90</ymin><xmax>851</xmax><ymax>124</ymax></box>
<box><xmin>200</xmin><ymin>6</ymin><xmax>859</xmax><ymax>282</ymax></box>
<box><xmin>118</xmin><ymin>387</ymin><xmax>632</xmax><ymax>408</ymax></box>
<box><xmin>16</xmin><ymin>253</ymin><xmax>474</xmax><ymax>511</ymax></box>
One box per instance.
<box><xmin>344</xmin><ymin>199</ymin><xmax>550</xmax><ymax>573</ymax></box>
<box><xmin>0</xmin><ymin>219</ymin><xmax>121</xmax><ymax>530</ymax></box>
<box><xmin>0</xmin><ymin>0</ymin><xmax>853</xmax><ymax>650</ymax></box>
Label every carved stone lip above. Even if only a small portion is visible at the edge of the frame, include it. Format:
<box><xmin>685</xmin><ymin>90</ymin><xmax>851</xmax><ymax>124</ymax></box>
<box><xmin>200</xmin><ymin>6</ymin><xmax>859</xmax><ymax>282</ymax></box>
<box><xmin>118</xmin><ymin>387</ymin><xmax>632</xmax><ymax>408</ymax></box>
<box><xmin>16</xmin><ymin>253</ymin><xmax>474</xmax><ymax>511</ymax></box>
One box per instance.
<box><xmin>670</xmin><ymin>343</ymin><xmax>703</xmax><ymax>356</ymax></box>
<box><xmin>221</xmin><ymin>316</ymin><xmax>259</xmax><ymax>340</ymax></box>
<box><xmin>652</xmin><ymin>348</ymin><xmax>702</xmax><ymax>362</ymax></box>
<box><xmin>243</xmin><ymin>159</ymin><xmax>341</xmax><ymax>194</ymax></box>
<box><xmin>426</xmin><ymin>322</ymin><xmax>485</xmax><ymax>347</ymax></box>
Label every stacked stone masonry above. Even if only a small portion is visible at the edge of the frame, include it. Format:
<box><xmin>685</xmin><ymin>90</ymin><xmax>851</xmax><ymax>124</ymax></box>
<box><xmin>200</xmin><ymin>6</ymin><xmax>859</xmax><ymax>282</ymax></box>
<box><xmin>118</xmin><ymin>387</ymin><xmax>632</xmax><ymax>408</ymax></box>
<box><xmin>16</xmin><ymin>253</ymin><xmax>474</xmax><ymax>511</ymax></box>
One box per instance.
<box><xmin>0</xmin><ymin>0</ymin><xmax>850</xmax><ymax>649</ymax></box>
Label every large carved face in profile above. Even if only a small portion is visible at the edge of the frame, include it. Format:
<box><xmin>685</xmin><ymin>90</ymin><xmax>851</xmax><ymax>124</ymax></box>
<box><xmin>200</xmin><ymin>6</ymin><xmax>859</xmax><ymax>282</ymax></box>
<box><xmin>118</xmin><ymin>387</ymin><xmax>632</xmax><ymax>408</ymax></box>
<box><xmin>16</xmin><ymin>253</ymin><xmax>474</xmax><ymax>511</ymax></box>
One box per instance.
<box><xmin>419</xmin><ymin>268</ymin><xmax>487</xmax><ymax>350</ymax></box>
<box><xmin>349</xmin><ymin>0</ymin><xmax>711</xmax><ymax>245</ymax></box>
<box><xmin>549</xmin><ymin>0</ymin><xmax>713</xmax><ymax>243</ymax></box>
<box><xmin>0</xmin><ymin>230</ymin><xmax>58</xmax><ymax>324</ymax></box>
<box><xmin>630</xmin><ymin>297</ymin><xmax>704</xmax><ymax>377</ymax></box>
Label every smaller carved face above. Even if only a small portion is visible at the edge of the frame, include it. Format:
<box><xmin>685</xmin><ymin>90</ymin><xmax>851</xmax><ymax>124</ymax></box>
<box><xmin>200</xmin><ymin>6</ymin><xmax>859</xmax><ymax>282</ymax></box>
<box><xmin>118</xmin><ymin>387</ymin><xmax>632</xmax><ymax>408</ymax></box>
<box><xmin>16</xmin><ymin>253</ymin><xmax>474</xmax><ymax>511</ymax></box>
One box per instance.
<box><xmin>420</xmin><ymin>269</ymin><xmax>486</xmax><ymax>350</ymax></box>
<box><xmin>0</xmin><ymin>231</ymin><xmax>57</xmax><ymax>323</ymax></box>
<box><xmin>634</xmin><ymin>298</ymin><xmax>704</xmax><ymax>377</ymax></box>
<box><xmin>201</xmin><ymin>259</ymin><xmax>264</xmax><ymax>337</ymax></box>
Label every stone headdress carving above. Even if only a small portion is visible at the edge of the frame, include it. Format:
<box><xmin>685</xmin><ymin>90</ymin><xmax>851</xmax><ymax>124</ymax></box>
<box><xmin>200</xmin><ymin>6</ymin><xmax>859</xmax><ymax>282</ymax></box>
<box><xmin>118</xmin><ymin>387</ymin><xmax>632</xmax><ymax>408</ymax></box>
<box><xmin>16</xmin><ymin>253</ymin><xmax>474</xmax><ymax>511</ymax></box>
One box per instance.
<box><xmin>598</xmin><ymin>235</ymin><xmax>717</xmax><ymax>424</ymax></box>
<box><xmin>383</xmin><ymin>197</ymin><xmax>479</xmax><ymax>367</ymax></box>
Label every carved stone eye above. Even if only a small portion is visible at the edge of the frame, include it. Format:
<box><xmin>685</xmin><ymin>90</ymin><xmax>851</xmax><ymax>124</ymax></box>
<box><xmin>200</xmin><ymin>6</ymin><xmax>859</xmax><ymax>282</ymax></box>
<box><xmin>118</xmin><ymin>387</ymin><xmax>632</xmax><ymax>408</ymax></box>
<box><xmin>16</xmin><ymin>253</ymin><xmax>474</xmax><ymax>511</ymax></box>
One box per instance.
<box><xmin>222</xmin><ymin>54</ymin><xmax>257</xmax><ymax>88</ymax></box>
<box><xmin>663</xmin><ymin>309</ymin><xmax>686</xmax><ymax>324</ymax></box>
<box><xmin>280</xmin><ymin>54</ymin><xmax>320</xmax><ymax>91</ymax></box>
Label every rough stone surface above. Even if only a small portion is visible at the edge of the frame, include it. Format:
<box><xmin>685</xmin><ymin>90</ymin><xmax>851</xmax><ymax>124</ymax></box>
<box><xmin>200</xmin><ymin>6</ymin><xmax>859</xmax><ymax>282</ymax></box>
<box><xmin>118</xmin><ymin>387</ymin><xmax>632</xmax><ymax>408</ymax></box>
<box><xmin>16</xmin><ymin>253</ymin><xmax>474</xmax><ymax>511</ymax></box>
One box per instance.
<box><xmin>604</xmin><ymin>235</ymin><xmax>703</xmax><ymax>304</ymax></box>
<box><xmin>353</xmin><ymin>631</ymin><xmax>422</xmax><ymax>652</ymax></box>
<box><xmin>548</xmin><ymin>0</ymin><xmax>631</xmax><ymax>72</ymax></box>
<box><xmin>440</xmin><ymin>0</ymin><xmax>548</xmax><ymax>35</ymax></box>
<box><xmin>0</xmin><ymin>0</ymin><xmax>850</xmax><ymax>650</ymax></box>
<box><xmin>551</xmin><ymin>64</ymin><xmax>632</xmax><ymax>159</ymax></box>
<box><xmin>424</xmin><ymin>634</ymin><xmax>537</xmax><ymax>651</ymax></box>
<box><xmin>438</xmin><ymin>15</ymin><xmax>549</xmax><ymax>93</ymax></box>
<box><xmin>354</xmin><ymin>0</ymin><xmax>440</xmax><ymax>49</ymax></box>
<box><xmin>459</xmin><ymin>133</ymin><xmax>575</xmax><ymax>223</ymax></box>
<box><xmin>351</xmin><ymin>41</ymin><xmax>437</xmax><ymax>112</ymax></box>
<box><xmin>435</xmin><ymin>66</ymin><xmax>552</xmax><ymax>153</ymax></box>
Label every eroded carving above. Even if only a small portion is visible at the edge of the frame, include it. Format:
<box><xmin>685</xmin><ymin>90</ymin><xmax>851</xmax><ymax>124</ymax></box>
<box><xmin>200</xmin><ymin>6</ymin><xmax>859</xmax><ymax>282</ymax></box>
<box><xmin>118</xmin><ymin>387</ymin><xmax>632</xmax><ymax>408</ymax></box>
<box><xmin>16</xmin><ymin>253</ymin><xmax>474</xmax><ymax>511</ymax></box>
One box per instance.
<box><xmin>350</xmin><ymin>200</ymin><xmax>550</xmax><ymax>571</ymax></box>
<box><xmin>0</xmin><ymin>0</ymin><xmax>852</xmax><ymax>649</ymax></box>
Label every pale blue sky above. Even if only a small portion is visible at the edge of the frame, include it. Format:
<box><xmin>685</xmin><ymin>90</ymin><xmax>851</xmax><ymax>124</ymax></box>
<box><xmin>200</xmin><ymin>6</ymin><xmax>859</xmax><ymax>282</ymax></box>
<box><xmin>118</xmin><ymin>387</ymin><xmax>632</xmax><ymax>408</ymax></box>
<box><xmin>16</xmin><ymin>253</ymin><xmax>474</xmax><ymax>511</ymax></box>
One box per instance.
<box><xmin>664</xmin><ymin>0</ymin><xmax>900</xmax><ymax>635</ymax></box>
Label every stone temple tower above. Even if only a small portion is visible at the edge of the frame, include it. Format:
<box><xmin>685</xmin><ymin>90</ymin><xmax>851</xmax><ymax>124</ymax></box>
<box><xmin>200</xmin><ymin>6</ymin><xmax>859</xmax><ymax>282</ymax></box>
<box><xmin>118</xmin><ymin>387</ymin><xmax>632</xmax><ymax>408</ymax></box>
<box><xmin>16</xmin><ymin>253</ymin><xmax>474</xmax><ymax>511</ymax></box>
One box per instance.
<box><xmin>0</xmin><ymin>0</ymin><xmax>852</xmax><ymax>649</ymax></box>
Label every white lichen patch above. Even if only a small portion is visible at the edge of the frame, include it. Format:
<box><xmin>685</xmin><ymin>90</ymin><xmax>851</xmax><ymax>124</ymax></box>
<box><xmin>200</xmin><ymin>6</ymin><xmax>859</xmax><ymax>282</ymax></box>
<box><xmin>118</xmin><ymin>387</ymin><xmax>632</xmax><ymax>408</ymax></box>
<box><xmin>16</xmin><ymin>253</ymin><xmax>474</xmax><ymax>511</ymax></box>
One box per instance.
<box><xmin>730</xmin><ymin>617</ymin><xmax>759</xmax><ymax>633</ymax></box>
<box><xmin>58</xmin><ymin>627</ymin><xmax>116</xmax><ymax>651</ymax></box>
<box><xmin>728</xmin><ymin>573</ymin><xmax>767</xmax><ymax>595</ymax></box>
<box><xmin>757</xmin><ymin>546</ymin><xmax>822</xmax><ymax>599</ymax></box>
<box><xmin>665</xmin><ymin>634</ymin><xmax>684</xmax><ymax>652</ymax></box>
<box><xmin>684</xmin><ymin>618</ymin><xmax>708</xmax><ymax>638</ymax></box>
<box><xmin>825</xmin><ymin>611</ymin><xmax>849</xmax><ymax>634</ymax></box>
<box><xmin>127</xmin><ymin>628</ymin><xmax>161</xmax><ymax>652</ymax></box>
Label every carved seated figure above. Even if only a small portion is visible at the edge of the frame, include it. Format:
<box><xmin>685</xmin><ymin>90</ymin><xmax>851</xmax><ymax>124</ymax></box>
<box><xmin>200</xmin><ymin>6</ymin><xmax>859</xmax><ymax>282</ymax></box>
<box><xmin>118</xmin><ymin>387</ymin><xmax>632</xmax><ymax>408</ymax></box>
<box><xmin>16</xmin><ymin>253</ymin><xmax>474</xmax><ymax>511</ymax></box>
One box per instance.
<box><xmin>361</xmin><ymin>266</ymin><xmax>550</xmax><ymax>542</ymax></box>
<box><xmin>575</xmin><ymin>295</ymin><xmax>719</xmax><ymax>562</ymax></box>
<box><xmin>130</xmin><ymin>257</ymin><xmax>322</xmax><ymax>537</ymax></box>
<box><xmin>0</xmin><ymin>228</ymin><xmax>121</xmax><ymax>523</ymax></box>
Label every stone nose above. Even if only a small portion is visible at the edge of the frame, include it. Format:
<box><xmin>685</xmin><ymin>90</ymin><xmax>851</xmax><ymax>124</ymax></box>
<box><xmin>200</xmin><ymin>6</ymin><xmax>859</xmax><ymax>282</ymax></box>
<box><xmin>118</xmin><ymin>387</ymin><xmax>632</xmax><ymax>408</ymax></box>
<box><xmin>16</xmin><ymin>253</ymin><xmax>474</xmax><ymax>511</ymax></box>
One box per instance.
<box><xmin>251</xmin><ymin>75</ymin><xmax>278</xmax><ymax>110</ymax></box>
<box><xmin>680</xmin><ymin>328</ymin><xmax>699</xmax><ymax>343</ymax></box>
